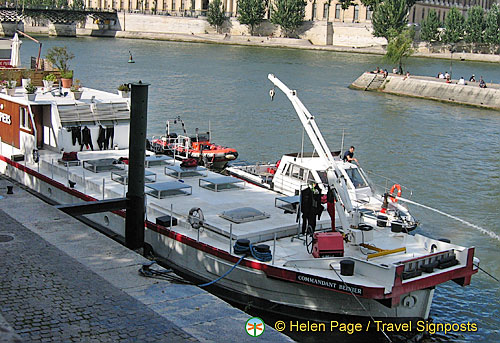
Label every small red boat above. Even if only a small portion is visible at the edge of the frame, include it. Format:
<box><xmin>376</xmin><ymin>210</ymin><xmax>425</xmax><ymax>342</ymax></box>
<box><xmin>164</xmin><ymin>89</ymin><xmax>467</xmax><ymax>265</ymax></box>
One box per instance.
<box><xmin>148</xmin><ymin>117</ymin><xmax>238</xmax><ymax>169</ymax></box>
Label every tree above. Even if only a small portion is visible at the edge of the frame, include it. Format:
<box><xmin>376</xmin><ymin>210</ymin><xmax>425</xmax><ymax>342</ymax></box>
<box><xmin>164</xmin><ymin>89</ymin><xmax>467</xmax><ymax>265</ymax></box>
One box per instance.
<box><xmin>237</xmin><ymin>0</ymin><xmax>266</xmax><ymax>36</ymax></box>
<box><xmin>465</xmin><ymin>6</ymin><xmax>485</xmax><ymax>43</ymax></box>
<box><xmin>339</xmin><ymin>0</ymin><xmax>353</xmax><ymax>22</ymax></box>
<box><xmin>45</xmin><ymin>46</ymin><xmax>74</xmax><ymax>73</ymax></box>
<box><xmin>443</xmin><ymin>7</ymin><xmax>464</xmax><ymax>43</ymax></box>
<box><xmin>360</xmin><ymin>0</ymin><xmax>379</xmax><ymax>11</ymax></box>
<box><xmin>371</xmin><ymin>0</ymin><xmax>408</xmax><ymax>40</ymax></box>
<box><xmin>420</xmin><ymin>9</ymin><xmax>440</xmax><ymax>43</ymax></box>
<box><xmin>207</xmin><ymin>0</ymin><xmax>226</xmax><ymax>33</ymax></box>
<box><xmin>270</xmin><ymin>0</ymin><xmax>307</xmax><ymax>37</ymax></box>
<box><xmin>385</xmin><ymin>28</ymin><xmax>414</xmax><ymax>74</ymax></box>
<box><xmin>71</xmin><ymin>0</ymin><xmax>85</xmax><ymax>10</ymax></box>
<box><xmin>484</xmin><ymin>4</ymin><xmax>500</xmax><ymax>45</ymax></box>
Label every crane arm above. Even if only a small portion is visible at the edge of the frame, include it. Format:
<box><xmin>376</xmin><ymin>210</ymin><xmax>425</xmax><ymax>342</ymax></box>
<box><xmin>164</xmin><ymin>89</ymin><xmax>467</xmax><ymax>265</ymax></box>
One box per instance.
<box><xmin>267</xmin><ymin>74</ymin><xmax>355</xmax><ymax>230</ymax></box>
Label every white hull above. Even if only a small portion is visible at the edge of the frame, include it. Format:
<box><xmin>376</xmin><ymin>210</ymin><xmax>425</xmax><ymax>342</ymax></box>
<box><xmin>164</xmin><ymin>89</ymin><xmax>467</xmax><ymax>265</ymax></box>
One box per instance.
<box><xmin>1</xmin><ymin>156</ymin><xmax>435</xmax><ymax>322</ymax></box>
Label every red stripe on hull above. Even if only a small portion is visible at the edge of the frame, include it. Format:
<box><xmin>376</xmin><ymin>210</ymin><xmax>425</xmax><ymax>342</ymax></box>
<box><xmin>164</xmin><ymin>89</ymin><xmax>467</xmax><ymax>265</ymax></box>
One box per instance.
<box><xmin>0</xmin><ymin>154</ymin><xmax>477</xmax><ymax>303</ymax></box>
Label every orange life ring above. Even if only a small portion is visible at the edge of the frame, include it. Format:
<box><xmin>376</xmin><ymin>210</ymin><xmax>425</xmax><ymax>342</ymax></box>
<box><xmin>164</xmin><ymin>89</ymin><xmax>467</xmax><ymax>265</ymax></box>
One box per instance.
<box><xmin>389</xmin><ymin>184</ymin><xmax>402</xmax><ymax>202</ymax></box>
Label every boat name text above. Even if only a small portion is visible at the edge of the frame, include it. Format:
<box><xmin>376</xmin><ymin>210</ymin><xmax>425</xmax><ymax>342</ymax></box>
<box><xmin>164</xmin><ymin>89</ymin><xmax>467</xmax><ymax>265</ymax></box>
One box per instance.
<box><xmin>296</xmin><ymin>274</ymin><xmax>363</xmax><ymax>295</ymax></box>
<box><xmin>0</xmin><ymin>112</ymin><xmax>11</xmax><ymax>125</ymax></box>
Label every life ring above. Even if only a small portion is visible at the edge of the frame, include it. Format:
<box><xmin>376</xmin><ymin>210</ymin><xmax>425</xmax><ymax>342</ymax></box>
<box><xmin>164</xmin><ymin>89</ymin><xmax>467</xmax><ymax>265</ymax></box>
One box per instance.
<box><xmin>389</xmin><ymin>184</ymin><xmax>402</xmax><ymax>202</ymax></box>
<box><xmin>188</xmin><ymin>207</ymin><xmax>204</xmax><ymax>229</ymax></box>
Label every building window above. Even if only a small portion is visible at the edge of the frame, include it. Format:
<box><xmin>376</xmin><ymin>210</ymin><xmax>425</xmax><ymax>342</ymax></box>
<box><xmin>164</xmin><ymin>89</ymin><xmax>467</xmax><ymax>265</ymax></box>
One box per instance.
<box><xmin>335</xmin><ymin>4</ymin><xmax>341</xmax><ymax>19</ymax></box>
<box><xmin>20</xmin><ymin>107</ymin><xmax>31</xmax><ymax>131</ymax></box>
<box><xmin>323</xmin><ymin>3</ymin><xmax>329</xmax><ymax>19</ymax></box>
<box><xmin>422</xmin><ymin>8</ymin><xmax>425</xmax><ymax>20</ymax></box>
<box><xmin>354</xmin><ymin>5</ymin><xmax>359</xmax><ymax>21</ymax></box>
<box><xmin>366</xmin><ymin>9</ymin><xmax>372</xmax><ymax>20</ymax></box>
<box><xmin>163</xmin><ymin>0</ymin><xmax>167</xmax><ymax>10</ymax></box>
<box><xmin>312</xmin><ymin>2</ymin><xmax>317</xmax><ymax>20</ymax></box>
<box><xmin>172</xmin><ymin>0</ymin><xmax>175</xmax><ymax>10</ymax></box>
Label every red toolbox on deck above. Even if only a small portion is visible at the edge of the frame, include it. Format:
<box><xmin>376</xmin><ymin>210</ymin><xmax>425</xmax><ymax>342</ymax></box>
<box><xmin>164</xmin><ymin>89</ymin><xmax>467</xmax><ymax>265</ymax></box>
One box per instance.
<box><xmin>312</xmin><ymin>232</ymin><xmax>344</xmax><ymax>258</ymax></box>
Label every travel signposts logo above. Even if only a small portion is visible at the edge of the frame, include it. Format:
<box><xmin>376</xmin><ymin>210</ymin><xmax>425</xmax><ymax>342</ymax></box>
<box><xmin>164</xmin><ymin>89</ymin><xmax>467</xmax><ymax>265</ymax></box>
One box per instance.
<box><xmin>246</xmin><ymin>317</ymin><xmax>265</xmax><ymax>337</ymax></box>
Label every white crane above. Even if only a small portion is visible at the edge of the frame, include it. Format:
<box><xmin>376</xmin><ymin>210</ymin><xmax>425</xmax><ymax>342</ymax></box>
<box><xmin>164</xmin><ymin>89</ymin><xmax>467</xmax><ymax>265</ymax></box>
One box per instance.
<box><xmin>267</xmin><ymin>74</ymin><xmax>361</xmax><ymax>231</ymax></box>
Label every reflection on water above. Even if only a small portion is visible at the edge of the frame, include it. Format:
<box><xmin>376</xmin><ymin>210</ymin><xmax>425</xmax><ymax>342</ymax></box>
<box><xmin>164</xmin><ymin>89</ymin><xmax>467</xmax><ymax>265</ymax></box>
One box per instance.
<box><xmin>20</xmin><ymin>36</ymin><xmax>500</xmax><ymax>342</ymax></box>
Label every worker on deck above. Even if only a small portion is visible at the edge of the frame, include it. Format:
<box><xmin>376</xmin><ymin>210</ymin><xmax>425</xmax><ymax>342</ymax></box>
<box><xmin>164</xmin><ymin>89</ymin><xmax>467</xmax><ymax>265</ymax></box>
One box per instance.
<box><xmin>343</xmin><ymin>146</ymin><xmax>358</xmax><ymax>163</ymax></box>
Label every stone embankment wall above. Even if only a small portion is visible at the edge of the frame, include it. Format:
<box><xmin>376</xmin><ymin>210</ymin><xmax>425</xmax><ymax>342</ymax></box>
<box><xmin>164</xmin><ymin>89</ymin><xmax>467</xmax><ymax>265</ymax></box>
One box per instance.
<box><xmin>350</xmin><ymin>72</ymin><xmax>500</xmax><ymax>111</ymax></box>
<box><xmin>21</xmin><ymin>13</ymin><xmax>388</xmax><ymax>47</ymax></box>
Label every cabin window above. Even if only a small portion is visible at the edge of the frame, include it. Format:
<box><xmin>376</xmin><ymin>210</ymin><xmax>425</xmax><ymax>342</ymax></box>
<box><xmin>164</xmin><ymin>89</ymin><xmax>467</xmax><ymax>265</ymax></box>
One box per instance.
<box><xmin>290</xmin><ymin>165</ymin><xmax>304</xmax><ymax>179</ymax></box>
<box><xmin>345</xmin><ymin>168</ymin><xmax>368</xmax><ymax>189</ymax></box>
<box><xmin>20</xmin><ymin>107</ymin><xmax>32</xmax><ymax>131</ymax></box>
<box><xmin>307</xmin><ymin>171</ymin><xmax>316</xmax><ymax>184</ymax></box>
<box><xmin>317</xmin><ymin>171</ymin><xmax>328</xmax><ymax>184</ymax></box>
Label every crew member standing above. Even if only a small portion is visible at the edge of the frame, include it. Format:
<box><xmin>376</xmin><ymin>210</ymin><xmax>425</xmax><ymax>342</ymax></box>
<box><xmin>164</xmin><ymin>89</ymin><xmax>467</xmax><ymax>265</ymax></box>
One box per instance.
<box><xmin>343</xmin><ymin>146</ymin><xmax>358</xmax><ymax>163</ymax></box>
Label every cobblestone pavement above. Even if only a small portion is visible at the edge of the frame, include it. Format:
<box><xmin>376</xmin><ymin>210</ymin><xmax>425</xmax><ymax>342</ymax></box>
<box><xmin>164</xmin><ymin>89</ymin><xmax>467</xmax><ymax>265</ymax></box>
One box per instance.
<box><xmin>0</xmin><ymin>209</ymin><xmax>198</xmax><ymax>343</ymax></box>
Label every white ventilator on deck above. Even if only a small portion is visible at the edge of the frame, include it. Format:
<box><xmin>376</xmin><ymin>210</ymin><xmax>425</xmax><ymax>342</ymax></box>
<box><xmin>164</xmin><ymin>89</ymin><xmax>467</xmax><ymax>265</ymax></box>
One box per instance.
<box><xmin>268</xmin><ymin>74</ymin><xmax>360</xmax><ymax>231</ymax></box>
<box><xmin>10</xmin><ymin>33</ymin><xmax>21</xmax><ymax>68</ymax></box>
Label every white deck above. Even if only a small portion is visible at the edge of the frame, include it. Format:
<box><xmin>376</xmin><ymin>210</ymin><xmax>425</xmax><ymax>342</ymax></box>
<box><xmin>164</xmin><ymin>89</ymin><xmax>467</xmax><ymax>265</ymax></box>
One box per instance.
<box><xmin>22</xmin><ymin>148</ymin><xmax>469</xmax><ymax>292</ymax></box>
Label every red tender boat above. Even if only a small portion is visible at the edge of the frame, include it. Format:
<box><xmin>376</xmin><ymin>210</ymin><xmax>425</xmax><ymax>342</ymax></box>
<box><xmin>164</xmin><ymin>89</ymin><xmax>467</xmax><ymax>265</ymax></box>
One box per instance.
<box><xmin>148</xmin><ymin>117</ymin><xmax>238</xmax><ymax>170</ymax></box>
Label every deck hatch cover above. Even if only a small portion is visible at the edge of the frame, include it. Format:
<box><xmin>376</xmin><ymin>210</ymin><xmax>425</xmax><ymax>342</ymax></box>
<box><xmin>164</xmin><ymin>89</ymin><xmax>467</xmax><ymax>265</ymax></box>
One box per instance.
<box><xmin>219</xmin><ymin>207</ymin><xmax>270</xmax><ymax>224</ymax></box>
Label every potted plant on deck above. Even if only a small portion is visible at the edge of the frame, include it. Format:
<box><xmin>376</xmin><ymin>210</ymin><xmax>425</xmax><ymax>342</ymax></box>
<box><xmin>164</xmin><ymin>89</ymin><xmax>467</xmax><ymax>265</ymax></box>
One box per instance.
<box><xmin>24</xmin><ymin>82</ymin><xmax>37</xmax><ymax>101</ymax></box>
<box><xmin>117</xmin><ymin>83</ymin><xmax>130</xmax><ymax>98</ymax></box>
<box><xmin>21</xmin><ymin>70</ymin><xmax>33</xmax><ymax>89</ymax></box>
<box><xmin>45</xmin><ymin>46</ymin><xmax>74</xmax><ymax>88</ymax></box>
<box><xmin>70</xmin><ymin>79</ymin><xmax>83</xmax><ymax>100</ymax></box>
<box><xmin>60</xmin><ymin>70</ymin><xmax>74</xmax><ymax>88</ymax></box>
<box><xmin>43</xmin><ymin>73</ymin><xmax>57</xmax><ymax>90</ymax></box>
<box><xmin>4</xmin><ymin>79</ymin><xmax>16</xmax><ymax>96</ymax></box>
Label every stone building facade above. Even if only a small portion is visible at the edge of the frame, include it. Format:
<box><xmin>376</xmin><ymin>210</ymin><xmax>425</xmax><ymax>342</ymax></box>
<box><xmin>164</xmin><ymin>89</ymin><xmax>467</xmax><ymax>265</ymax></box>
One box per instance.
<box><xmin>82</xmin><ymin>0</ymin><xmax>497</xmax><ymax>25</ymax></box>
<box><xmin>84</xmin><ymin>0</ymin><xmax>374</xmax><ymax>24</ymax></box>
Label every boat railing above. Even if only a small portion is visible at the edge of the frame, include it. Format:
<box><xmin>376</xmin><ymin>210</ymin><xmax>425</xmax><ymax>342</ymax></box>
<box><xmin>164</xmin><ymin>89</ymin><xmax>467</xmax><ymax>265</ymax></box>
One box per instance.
<box><xmin>363</xmin><ymin>170</ymin><xmax>413</xmax><ymax>200</ymax></box>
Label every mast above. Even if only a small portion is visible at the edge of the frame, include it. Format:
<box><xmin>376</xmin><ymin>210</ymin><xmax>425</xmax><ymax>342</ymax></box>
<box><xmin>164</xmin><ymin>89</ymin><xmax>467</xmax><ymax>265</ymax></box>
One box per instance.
<box><xmin>267</xmin><ymin>74</ymin><xmax>358</xmax><ymax>230</ymax></box>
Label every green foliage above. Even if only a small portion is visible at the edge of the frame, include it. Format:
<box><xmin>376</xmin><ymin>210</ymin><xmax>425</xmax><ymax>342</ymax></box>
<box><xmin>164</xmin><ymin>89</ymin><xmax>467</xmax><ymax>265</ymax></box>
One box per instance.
<box><xmin>465</xmin><ymin>6</ymin><xmax>485</xmax><ymax>43</ymax></box>
<box><xmin>270</xmin><ymin>0</ymin><xmax>307</xmax><ymax>37</ymax></box>
<box><xmin>371</xmin><ymin>0</ymin><xmax>408</xmax><ymax>40</ymax></box>
<box><xmin>443</xmin><ymin>7</ymin><xmax>464</xmax><ymax>43</ymax></box>
<box><xmin>43</xmin><ymin>73</ymin><xmax>57</xmax><ymax>82</ymax></box>
<box><xmin>484</xmin><ymin>4</ymin><xmax>500</xmax><ymax>45</ymax></box>
<box><xmin>359</xmin><ymin>0</ymin><xmax>379</xmax><ymax>11</ymax></box>
<box><xmin>117</xmin><ymin>84</ymin><xmax>130</xmax><ymax>91</ymax></box>
<box><xmin>384</xmin><ymin>28</ymin><xmax>414</xmax><ymax>74</ymax></box>
<box><xmin>420</xmin><ymin>9</ymin><xmax>441</xmax><ymax>43</ymax></box>
<box><xmin>207</xmin><ymin>0</ymin><xmax>227</xmax><ymax>33</ymax></box>
<box><xmin>70</xmin><ymin>79</ymin><xmax>82</xmax><ymax>92</ymax></box>
<box><xmin>45</xmin><ymin>46</ymin><xmax>74</xmax><ymax>73</ymax></box>
<box><xmin>237</xmin><ymin>0</ymin><xmax>266</xmax><ymax>35</ymax></box>
<box><xmin>60</xmin><ymin>70</ymin><xmax>73</xmax><ymax>79</ymax></box>
<box><xmin>25</xmin><ymin>82</ymin><xmax>37</xmax><ymax>94</ymax></box>
<box><xmin>56</xmin><ymin>0</ymin><xmax>68</xmax><ymax>8</ymax></box>
<box><xmin>339</xmin><ymin>0</ymin><xmax>353</xmax><ymax>10</ymax></box>
<box><xmin>71</xmin><ymin>0</ymin><xmax>85</xmax><ymax>9</ymax></box>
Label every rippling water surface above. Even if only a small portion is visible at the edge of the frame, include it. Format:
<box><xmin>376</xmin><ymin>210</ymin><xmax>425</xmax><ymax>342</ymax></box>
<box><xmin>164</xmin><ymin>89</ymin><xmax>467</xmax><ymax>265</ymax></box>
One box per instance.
<box><xmin>21</xmin><ymin>36</ymin><xmax>499</xmax><ymax>342</ymax></box>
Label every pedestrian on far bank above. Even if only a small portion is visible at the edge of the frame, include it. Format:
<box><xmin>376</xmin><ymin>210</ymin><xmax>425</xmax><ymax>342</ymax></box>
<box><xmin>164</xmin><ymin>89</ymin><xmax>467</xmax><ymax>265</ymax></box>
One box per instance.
<box><xmin>392</xmin><ymin>67</ymin><xmax>398</xmax><ymax>74</ymax></box>
<box><xmin>343</xmin><ymin>146</ymin><xmax>358</xmax><ymax>163</ymax></box>
<box><xmin>439</xmin><ymin>73</ymin><xmax>445</xmax><ymax>79</ymax></box>
<box><xmin>479</xmin><ymin>77</ymin><xmax>487</xmax><ymax>88</ymax></box>
<box><xmin>469</xmin><ymin>74</ymin><xmax>476</xmax><ymax>82</ymax></box>
<box><xmin>458</xmin><ymin>77</ymin><xmax>466</xmax><ymax>85</ymax></box>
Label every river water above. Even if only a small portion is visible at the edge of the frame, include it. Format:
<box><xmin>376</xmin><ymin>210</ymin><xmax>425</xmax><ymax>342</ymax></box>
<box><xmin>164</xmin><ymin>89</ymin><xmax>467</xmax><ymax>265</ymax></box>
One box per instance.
<box><xmin>21</xmin><ymin>37</ymin><xmax>499</xmax><ymax>342</ymax></box>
